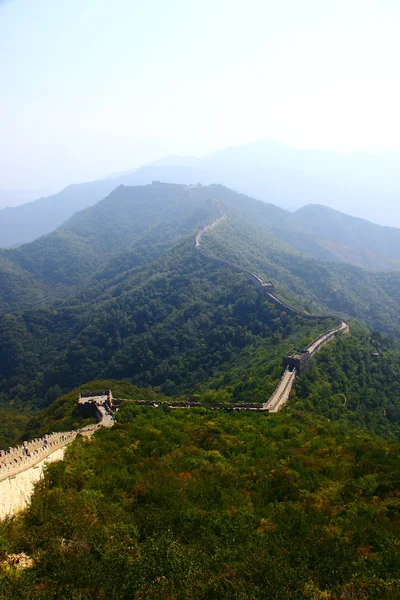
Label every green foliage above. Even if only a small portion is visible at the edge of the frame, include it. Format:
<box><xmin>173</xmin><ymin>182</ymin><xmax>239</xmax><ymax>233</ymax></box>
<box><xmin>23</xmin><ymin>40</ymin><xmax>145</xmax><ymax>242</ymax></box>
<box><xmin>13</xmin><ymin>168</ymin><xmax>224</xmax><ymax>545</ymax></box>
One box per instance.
<box><xmin>1</xmin><ymin>183</ymin><xmax>399</xmax><ymax>333</ymax></box>
<box><xmin>1</xmin><ymin>183</ymin><xmax>400</xmax><ymax>597</ymax></box>
<box><xmin>204</xmin><ymin>212</ymin><xmax>400</xmax><ymax>336</ymax></box>
<box><xmin>1</xmin><ymin>408</ymin><xmax>400</xmax><ymax>598</ymax></box>
<box><xmin>0</xmin><ymin>409</ymin><xmax>30</xmax><ymax>450</ymax></box>
<box><xmin>290</xmin><ymin>325</ymin><xmax>400</xmax><ymax>438</ymax></box>
<box><xmin>0</xmin><ymin>184</ymin><xmax>220</xmax><ymax>310</ymax></box>
<box><xmin>0</xmin><ymin>183</ymin><xmax>399</xmax><ymax>439</ymax></box>
<box><xmin>23</xmin><ymin>380</ymin><xmax>167</xmax><ymax>443</ymax></box>
<box><xmin>0</xmin><ymin>241</ymin><xmax>332</xmax><ymax>410</ymax></box>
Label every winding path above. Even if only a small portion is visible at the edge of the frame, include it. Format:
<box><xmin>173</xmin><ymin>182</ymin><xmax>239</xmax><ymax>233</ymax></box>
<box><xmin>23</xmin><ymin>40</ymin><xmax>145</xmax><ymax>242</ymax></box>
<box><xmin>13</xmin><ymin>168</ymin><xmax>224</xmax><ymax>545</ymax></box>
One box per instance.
<box><xmin>195</xmin><ymin>208</ymin><xmax>349</xmax><ymax>412</ymax></box>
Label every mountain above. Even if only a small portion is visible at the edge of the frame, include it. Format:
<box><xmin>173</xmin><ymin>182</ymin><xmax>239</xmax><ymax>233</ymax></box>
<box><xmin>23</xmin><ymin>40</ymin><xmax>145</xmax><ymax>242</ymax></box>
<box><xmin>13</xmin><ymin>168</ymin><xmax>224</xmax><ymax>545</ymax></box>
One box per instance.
<box><xmin>0</xmin><ymin>184</ymin><xmax>399</xmax><ymax>323</ymax></box>
<box><xmin>3</xmin><ymin>138</ymin><xmax>400</xmax><ymax>248</ymax></box>
<box><xmin>0</xmin><ymin>183</ymin><xmax>220</xmax><ymax>310</ymax></box>
<box><xmin>0</xmin><ymin>179</ymin><xmax>119</xmax><ymax>248</ymax></box>
<box><xmin>201</xmin><ymin>138</ymin><xmax>400</xmax><ymax>226</ymax></box>
<box><xmin>286</xmin><ymin>204</ymin><xmax>400</xmax><ymax>270</ymax></box>
<box><xmin>0</xmin><ymin>182</ymin><xmax>400</xmax><ymax>414</ymax></box>
<box><xmin>0</xmin><ymin>188</ymin><xmax>50</xmax><ymax>210</ymax></box>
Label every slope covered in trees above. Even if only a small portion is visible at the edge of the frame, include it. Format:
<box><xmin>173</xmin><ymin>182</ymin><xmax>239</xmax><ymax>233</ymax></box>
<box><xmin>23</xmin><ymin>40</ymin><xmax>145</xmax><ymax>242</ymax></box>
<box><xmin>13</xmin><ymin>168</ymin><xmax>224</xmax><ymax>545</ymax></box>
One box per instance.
<box><xmin>292</xmin><ymin>204</ymin><xmax>400</xmax><ymax>270</ymax></box>
<box><xmin>0</xmin><ymin>239</ymin><xmax>333</xmax><ymax>410</ymax></box>
<box><xmin>1</xmin><ymin>405</ymin><xmax>400</xmax><ymax>599</ymax></box>
<box><xmin>202</xmin><ymin>206</ymin><xmax>400</xmax><ymax>336</ymax></box>
<box><xmin>0</xmin><ymin>184</ymin><xmax>220</xmax><ymax>310</ymax></box>
<box><xmin>1</xmin><ymin>184</ymin><xmax>400</xmax><ymax>597</ymax></box>
<box><xmin>291</xmin><ymin>325</ymin><xmax>400</xmax><ymax>437</ymax></box>
<box><xmin>0</xmin><ymin>183</ymin><xmax>399</xmax><ymax>419</ymax></box>
<box><xmin>0</xmin><ymin>183</ymin><xmax>399</xmax><ymax>324</ymax></box>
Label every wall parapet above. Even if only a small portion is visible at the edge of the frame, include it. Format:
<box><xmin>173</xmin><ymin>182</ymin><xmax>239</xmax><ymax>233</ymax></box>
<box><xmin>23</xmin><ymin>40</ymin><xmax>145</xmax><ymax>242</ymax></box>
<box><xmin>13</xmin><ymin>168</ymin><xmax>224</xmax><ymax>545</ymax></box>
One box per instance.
<box><xmin>0</xmin><ymin>417</ymin><xmax>107</xmax><ymax>484</ymax></box>
<box><xmin>0</xmin><ymin>432</ymin><xmax>77</xmax><ymax>483</ymax></box>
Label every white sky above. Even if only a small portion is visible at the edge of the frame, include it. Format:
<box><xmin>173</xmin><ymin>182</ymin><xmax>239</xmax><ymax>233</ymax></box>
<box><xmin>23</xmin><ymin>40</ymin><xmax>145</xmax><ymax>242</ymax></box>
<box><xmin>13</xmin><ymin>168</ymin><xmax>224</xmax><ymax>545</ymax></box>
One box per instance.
<box><xmin>1</xmin><ymin>0</ymin><xmax>400</xmax><ymax>192</ymax></box>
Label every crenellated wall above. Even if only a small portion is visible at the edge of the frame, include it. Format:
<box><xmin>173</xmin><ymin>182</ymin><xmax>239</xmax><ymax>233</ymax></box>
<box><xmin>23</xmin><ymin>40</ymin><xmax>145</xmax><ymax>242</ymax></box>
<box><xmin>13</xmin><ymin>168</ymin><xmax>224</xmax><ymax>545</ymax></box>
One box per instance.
<box><xmin>0</xmin><ymin>447</ymin><xmax>67</xmax><ymax>520</ymax></box>
<box><xmin>0</xmin><ymin>415</ymin><xmax>112</xmax><ymax>520</ymax></box>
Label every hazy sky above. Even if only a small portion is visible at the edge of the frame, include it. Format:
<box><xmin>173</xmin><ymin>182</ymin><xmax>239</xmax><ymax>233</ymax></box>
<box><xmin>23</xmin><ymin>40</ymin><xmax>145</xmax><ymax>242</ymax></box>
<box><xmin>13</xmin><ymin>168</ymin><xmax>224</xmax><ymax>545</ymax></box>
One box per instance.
<box><xmin>2</xmin><ymin>0</ymin><xmax>400</xmax><ymax>193</ymax></box>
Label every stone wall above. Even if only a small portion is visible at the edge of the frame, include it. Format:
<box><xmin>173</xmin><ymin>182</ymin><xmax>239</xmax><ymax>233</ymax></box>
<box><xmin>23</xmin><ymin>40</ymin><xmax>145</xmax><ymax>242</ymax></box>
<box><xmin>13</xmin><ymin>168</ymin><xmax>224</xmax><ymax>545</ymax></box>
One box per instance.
<box><xmin>0</xmin><ymin>423</ymin><xmax>103</xmax><ymax>520</ymax></box>
<box><xmin>0</xmin><ymin>447</ymin><xmax>66</xmax><ymax>520</ymax></box>
<box><xmin>263</xmin><ymin>367</ymin><xmax>297</xmax><ymax>412</ymax></box>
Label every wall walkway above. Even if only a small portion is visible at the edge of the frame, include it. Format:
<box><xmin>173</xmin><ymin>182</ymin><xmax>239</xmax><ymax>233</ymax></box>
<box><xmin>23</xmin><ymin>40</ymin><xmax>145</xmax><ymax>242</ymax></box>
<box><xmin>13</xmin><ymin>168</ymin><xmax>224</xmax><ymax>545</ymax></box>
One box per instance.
<box><xmin>0</xmin><ymin>409</ymin><xmax>113</xmax><ymax>519</ymax></box>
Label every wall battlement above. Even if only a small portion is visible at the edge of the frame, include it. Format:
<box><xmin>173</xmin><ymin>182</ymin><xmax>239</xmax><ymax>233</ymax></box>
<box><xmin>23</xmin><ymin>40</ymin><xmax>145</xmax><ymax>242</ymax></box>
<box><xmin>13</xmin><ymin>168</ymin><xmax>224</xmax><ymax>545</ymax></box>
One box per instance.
<box><xmin>0</xmin><ymin>394</ymin><xmax>115</xmax><ymax>519</ymax></box>
<box><xmin>0</xmin><ymin>423</ymin><xmax>102</xmax><ymax>484</ymax></box>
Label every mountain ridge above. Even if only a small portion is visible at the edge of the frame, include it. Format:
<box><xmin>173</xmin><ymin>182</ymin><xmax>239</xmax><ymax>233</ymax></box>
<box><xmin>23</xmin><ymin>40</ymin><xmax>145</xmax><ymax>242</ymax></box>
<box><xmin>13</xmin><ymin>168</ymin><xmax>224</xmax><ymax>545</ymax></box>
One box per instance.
<box><xmin>3</xmin><ymin>138</ymin><xmax>400</xmax><ymax>248</ymax></box>
<box><xmin>0</xmin><ymin>183</ymin><xmax>399</xmax><ymax>332</ymax></box>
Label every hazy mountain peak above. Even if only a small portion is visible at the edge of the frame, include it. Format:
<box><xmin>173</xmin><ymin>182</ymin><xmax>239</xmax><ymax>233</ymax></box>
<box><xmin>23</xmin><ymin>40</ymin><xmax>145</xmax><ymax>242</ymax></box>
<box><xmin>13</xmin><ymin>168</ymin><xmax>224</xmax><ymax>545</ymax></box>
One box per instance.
<box><xmin>3</xmin><ymin>138</ymin><xmax>400</xmax><ymax>249</ymax></box>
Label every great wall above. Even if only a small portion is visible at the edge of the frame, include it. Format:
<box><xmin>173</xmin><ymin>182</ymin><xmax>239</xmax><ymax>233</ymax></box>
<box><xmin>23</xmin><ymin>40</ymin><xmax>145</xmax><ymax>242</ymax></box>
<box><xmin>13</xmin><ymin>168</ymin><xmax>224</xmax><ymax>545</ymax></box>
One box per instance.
<box><xmin>195</xmin><ymin>207</ymin><xmax>349</xmax><ymax>412</ymax></box>
<box><xmin>0</xmin><ymin>393</ymin><xmax>114</xmax><ymax>520</ymax></box>
<box><xmin>0</xmin><ymin>209</ymin><xmax>348</xmax><ymax>519</ymax></box>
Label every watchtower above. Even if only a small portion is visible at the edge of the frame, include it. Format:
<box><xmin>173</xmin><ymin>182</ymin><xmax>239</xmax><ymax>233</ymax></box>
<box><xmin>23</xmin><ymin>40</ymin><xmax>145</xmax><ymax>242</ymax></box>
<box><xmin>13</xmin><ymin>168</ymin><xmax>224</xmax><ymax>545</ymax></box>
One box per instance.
<box><xmin>283</xmin><ymin>349</ymin><xmax>311</xmax><ymax>374</ymax></box>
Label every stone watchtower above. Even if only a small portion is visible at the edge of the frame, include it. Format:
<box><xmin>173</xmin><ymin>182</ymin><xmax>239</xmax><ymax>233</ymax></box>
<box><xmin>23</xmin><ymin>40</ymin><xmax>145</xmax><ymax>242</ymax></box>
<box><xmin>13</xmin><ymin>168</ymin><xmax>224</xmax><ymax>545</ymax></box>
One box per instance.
<box><xmin>282</xmin><ymin>349</ymin><xmax>311</xmax><ymax>375</ymax></box>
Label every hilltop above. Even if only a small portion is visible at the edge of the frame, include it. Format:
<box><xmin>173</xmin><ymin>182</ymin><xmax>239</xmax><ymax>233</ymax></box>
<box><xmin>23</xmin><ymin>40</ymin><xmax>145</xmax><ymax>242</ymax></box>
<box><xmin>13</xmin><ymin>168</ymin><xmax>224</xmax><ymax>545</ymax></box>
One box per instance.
<box><xmin>0</xmin><ymin>183</ymin><xmax>400</xmax><ymax>313</ymax></box>
<box><xmin>3</xmin><ymin>139</ymin><xmax>400</xmax><ymax>253</ymax></box>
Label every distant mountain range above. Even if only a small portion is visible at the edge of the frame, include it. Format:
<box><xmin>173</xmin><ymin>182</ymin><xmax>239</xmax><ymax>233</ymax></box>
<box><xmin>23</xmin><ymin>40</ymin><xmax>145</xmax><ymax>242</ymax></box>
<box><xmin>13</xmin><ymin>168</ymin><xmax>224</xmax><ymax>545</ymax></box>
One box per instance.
<box><xmin>288</xmin><ymin>205</ymin><xmax>400</xmax><ymax>271</ymax></box>
<box><xmin>1</xmin><ymin>138</ymin><xmax>400</xmax><ymax>255</ymax></box>
<box><xmin>0</xmin><ymin>188</ymin><xmax>51</xmax><ymax>210</ymax></box>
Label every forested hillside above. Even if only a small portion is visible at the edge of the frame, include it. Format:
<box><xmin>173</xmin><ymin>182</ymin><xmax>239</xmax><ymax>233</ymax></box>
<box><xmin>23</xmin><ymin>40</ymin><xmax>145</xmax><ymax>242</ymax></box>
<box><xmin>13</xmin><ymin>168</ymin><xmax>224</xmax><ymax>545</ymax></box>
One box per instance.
<box><xmin>292</xmin><ymin>204</ymin><xmax>400</xmax><ymax>270</ymax></box>
<box><xmin>0</xmin><ymin>184</ymin><xmax>220</xmax><ymax>310</ymax></box>
<box><xmin>203</xmin><ymin>207</ymin><xmax>400</xmax><ymax>336</ymax></box>
<box><xmin>0</xmin><ymin>183</ymin><xmax>399</xmax><ymax>416</ymax></box>
<box><xmin>3</xmin><ymin>137</ymin><xmax>400</xmax><ymax>249</ymax></box>
<box><xmin>4</xmin><ymin>2</ymin><xmax>400</xmax><ymax>596</ymax></box>
<box><xmin>0</xmin><ymin>179</ymin><xmax>118</xmax><ymax>248</ymax></box>
<box><xmin>1</xmin><ymin>405</ymin><xmax>400</xmax><ymax>599</ymax></box>
<box><xmin>0</xmin><ymin>183</ymin><xmax>399</xmax><ymax>321</ymax></box>
<box><xmin>291</xmin><ymin>326</ymin><xmax>400</xmax><ymax>437</ymax></box>
<box><xmin>0</xmin><ymin>240</ymin><xmax>333</xmax><ymax>410</ymax></box>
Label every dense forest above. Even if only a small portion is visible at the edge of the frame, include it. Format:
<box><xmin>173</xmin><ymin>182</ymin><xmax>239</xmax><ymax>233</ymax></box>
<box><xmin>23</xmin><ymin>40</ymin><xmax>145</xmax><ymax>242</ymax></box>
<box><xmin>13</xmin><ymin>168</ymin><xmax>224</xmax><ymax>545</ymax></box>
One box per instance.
<box><xmin>0</xmin><ymin>242</ymin><xmax>334</xmax><ymax>410</ymax></box>
<box><xmin>1</xmin><ymin>184</ymin><xmax>400</xmax><ymax>326</ymax></box>
<box><xmin>291</xmin><ymin>327</ymin><xmax>400</xmax><ymax>437</ymax></box>
<box><xmin>0</xmin><ymin>184</ymin><xmax>399</xmax><ymax>418</ymax></box>
<box><xmin>203</xmin><ymin>210</ymin><xmax>400</xmax><ymax>336</ymax></box>
<box><xmin>1</xmin><ymin>404</ymin><xmax>400</xmax><ymax>599</ymax></box>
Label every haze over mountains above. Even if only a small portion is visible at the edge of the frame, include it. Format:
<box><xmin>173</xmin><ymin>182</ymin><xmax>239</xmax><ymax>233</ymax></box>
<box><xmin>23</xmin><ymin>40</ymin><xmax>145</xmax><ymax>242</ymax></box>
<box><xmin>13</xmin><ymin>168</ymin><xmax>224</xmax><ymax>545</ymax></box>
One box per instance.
<box><xmin>2</xmin><ymin>138</ymin><xmax>400</xmax><ymax>250</ymax></box>
<box><xmin>4</xmin><ymin>1</ymin><xmax>400</xmax><ymax>594</ymax></box>
<box><xmin>0</xmin><ymin>188</ymin><xmax>50</xmax><ymax>210</ymax></box>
